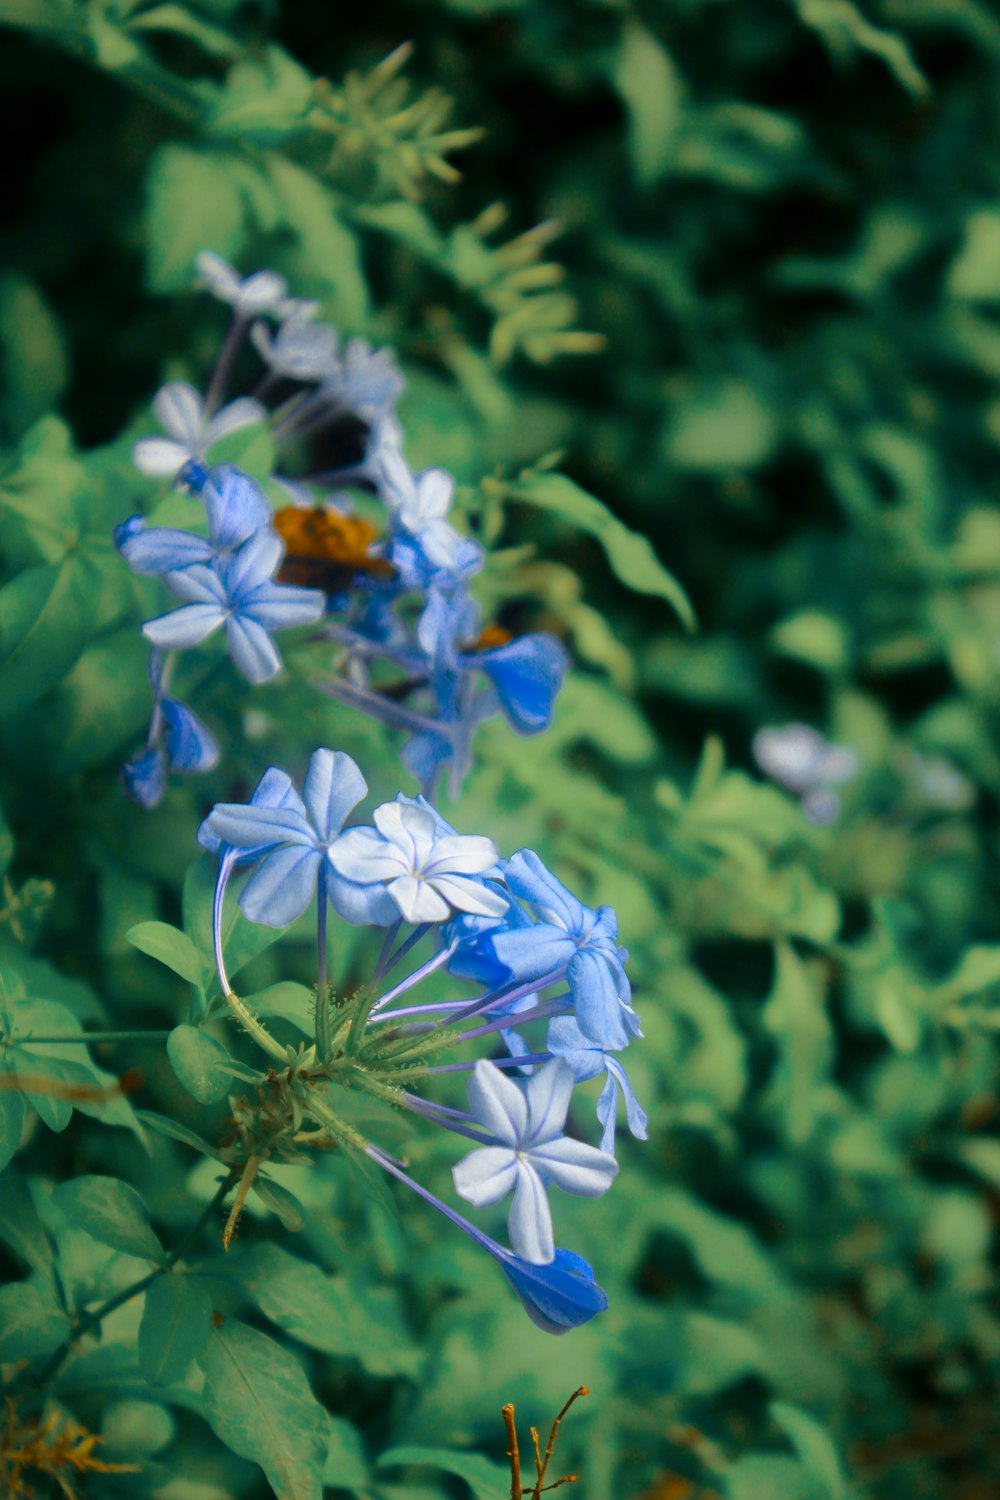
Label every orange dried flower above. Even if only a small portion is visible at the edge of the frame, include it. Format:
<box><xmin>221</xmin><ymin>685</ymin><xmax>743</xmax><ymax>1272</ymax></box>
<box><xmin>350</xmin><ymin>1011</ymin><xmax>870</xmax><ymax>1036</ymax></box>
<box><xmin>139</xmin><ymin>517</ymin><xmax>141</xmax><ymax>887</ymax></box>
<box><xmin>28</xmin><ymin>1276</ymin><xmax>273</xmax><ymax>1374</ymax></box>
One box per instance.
<box><xmin>273</xmin><ymin>506</ymin><xmax>394</xmax><ymax>590</ymax></box>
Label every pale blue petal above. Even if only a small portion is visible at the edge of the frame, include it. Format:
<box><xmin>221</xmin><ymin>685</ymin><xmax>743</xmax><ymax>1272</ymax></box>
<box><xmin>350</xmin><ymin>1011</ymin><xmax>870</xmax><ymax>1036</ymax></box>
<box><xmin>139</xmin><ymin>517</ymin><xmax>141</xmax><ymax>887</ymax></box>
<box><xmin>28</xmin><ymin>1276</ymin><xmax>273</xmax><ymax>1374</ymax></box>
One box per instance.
<box><xmin>302</xmin><ymin>749</ymin><xmax>368</xmax><ymax>841</ymax></box>
<box><xmin>329</xmin><ymin>827</ymin><xmax>409</xmax><ymax>883</ymax></box>
<box><xmin>508</xmin><ymin>1162</ymin><xmax>554</xmax><ymax>1264</ymax></box>
<box><xmin>143</xmin><ymin>602</ymin><xmax>224</xmax><ymax>650</ymax></box>
<box><xmin>489</xmin><ymin>923</ymin><xmax>574</xmax><ymax>985</ymax></box>
<box><xmin>524</xmin><ymin>1059</ymin><xmax>574</xmax><ymax>1147</ymax></box>
<box><xmin>203</xmin><ymin>467</ymin><xmax>271</xmax><ymax>550</ymax></box>
<box><xmin>238</xmin><ymin>844</ymin><xmax>321</xmax><ymax>927</ymax></box>
<box><xmin>529</xmin><ymin>1137</ymin><xmax>618</xmax><ymax>1198</ymax></box>
<box><xmin>568</xmin><ymin>950</ymin><xmax>632</xmax><ymax>1050</ymax></box>
<box><xmin>204</xmin><ymin>803</ymin><xmax>314</xmax><ymax>850</ymax></box>
<box><xmin>604</xmin><ymin>1056</ymin><xmax>648</xmax><ymax>1142</ymax></box>
<box><xmin>468</xmin><ymin>1059</ymin><xmax>529</xmax><ymax>1146</ymax></box>
<box><xmin>161</xmin><ymin>697</ymin><xmax>220</xmax><ymax>772</ymax></box>
<box><xmin>119</xmin><ymin>525</ymin><xmax>213</xmax><ymax>575</ymax></box>
<box><xmin>243</xmin><ymin>581</ymin><xmax>326</xmax><ymax>630</ymax></box>
<box><xmin>452</xmin><ymin>1146</ymin><xmax>518</xmax><ymax>1208</ymax></box>
<box><xmin>326</xmin><ymin>868</ymin><xmax>398</xmax><ymax>926</ymax></box>
<box><xmin>122</xmin><ymin>746</ymin><xmax>167</xmax><ymax>808</ymax></box>
<box><xmin>504</xmin><ymin>850</ymin><xmax>586</xmax><ymax>932</ymax></box>
<box><xmin>226</xmin><ymin>614</ymin><xmax>283</xmax><ymax>682</ymax></box>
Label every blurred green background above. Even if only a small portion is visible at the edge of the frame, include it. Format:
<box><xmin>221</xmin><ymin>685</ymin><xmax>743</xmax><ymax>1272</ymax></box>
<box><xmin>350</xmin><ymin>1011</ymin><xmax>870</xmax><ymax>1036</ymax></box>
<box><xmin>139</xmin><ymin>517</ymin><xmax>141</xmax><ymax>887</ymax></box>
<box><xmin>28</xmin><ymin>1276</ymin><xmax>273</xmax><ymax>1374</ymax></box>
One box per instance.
<box><xmin>6</xmin><ymin>1</ymin><xmax>1000</xmax><ymax>1497</ymax></box>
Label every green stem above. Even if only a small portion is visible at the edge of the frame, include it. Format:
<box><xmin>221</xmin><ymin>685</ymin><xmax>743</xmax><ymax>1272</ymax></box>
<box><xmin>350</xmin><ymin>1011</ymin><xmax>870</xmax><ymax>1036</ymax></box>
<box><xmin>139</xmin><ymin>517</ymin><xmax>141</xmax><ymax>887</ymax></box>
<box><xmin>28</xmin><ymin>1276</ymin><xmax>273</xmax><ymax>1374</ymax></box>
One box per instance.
<box><xmin>12</xmin><ymin>1172</ymin><xmax>237</xmax><ymax>1395</ymax></box>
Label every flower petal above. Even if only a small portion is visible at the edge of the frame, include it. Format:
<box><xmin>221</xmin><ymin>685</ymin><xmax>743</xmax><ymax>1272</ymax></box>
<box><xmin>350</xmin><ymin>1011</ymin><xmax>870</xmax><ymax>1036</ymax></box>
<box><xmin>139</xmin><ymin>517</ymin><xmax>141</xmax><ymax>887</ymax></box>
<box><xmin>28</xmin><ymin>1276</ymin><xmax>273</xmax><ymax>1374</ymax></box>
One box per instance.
<box><xmin>118</xmin><ymin>525</ymin><xmax>213</xmax><ymax>575</ymax></box>
<box><xmin>203</xmin><ymin>467</ymin><xmax>272</xmax><ymax>551</ymax></box>
<box><xmin>153</xmin><ymin>382</ymin><xmax>203</xmax><ymax>443</ymax></box>
<box><xmin>429</xmin><ymin>874</ymin><xmax>509</xmax><ymax>918</ymax></box>
<box><xmin>132</xmin><ymin>437</ymin><xmax>191</xmax><ymax>476</ymax></box>
<box><xmin>203</xmin><ymin>396</ymin><xmax>267</xmax><ymax>446</ymax></box>
<box><xmin>161</xmin><ymin>697</ymin><xmax>220</xmax><ymax>773</ymax></box>
<box><xmin>529</xmin><ymin>1137</ymin><xmax>618</xmax><ymax>1198</ymax></box>
<box><xmin>452</xmin><ymin>1146</ymin><xmax>518</xmax><ymax>1207</ymax></box>
<box><xmin>501</xmin><ymin>1248</ymin><xmax>607</xmax><ymax>1333</ymax></box>
<box><xmin>424</xmin><ymin>834</ymin><xmax>500</xmax><ymax>878</ymax></box>
<box><xmin>328</xmin><ymin>827</ymin><xmax>410</xmax><ymax>882</ymax></box>
<box><xmin>302</xmin><ymin>749</ymin><xmax>367</xmax><ymax>843</ymax></box>
<box><xmin>226</xmin><ymin>615</ymin><xmax>283</xmax><ymax>683</ymax></box>
<box><xmin>468</xmin><ymin>1059</ymin><xmax>529</xmax><ymax>1146</ymax></box>
<box><xmin>508</xmin><ymin>1162</ymin><xmax>554</xmax><ymax>1264</ymax></box>
<box><xmin>205</xmin><ymin>803</ymin><xmax>314</xmax><ymax>850</ymax></box>
<box><xmin>142</xmin><ymin>603</ymin><xmax>224</xmax><ymax>651</ymax></box>
<box><xmin>386</xmin><ymin>873</ymin><xmax>451</xmax><ymax>923</ymax></box>
<box><xmin>524</xmin><ymin>1059</ymin><xmax>574</xmax><ymax>1146</ymax></box>
<box><xmin>238</xmin><ymin>844</ymin><xmax>321</xmax><ymax>928</ymax></box>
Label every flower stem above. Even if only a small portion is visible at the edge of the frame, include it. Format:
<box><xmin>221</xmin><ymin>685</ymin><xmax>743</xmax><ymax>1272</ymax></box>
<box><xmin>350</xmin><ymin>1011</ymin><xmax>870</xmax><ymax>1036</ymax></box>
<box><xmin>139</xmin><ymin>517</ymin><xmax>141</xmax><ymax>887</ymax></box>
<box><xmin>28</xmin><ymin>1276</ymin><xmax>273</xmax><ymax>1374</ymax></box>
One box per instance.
<box><xmin>315</xmin><ymin>864</ymin><xmax>333</xmax><ymax>1062</ymax></box>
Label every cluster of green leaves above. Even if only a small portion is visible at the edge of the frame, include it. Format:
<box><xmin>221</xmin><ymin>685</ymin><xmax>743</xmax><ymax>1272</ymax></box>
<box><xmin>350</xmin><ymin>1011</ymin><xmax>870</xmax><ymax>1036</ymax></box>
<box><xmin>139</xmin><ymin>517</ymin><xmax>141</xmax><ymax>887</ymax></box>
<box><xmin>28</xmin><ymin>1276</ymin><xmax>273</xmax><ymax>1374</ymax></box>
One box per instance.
<box><xmin>4</xmin><ymin>0</ymin><xmax>1000</xmax><ymax>1496</ymax></box>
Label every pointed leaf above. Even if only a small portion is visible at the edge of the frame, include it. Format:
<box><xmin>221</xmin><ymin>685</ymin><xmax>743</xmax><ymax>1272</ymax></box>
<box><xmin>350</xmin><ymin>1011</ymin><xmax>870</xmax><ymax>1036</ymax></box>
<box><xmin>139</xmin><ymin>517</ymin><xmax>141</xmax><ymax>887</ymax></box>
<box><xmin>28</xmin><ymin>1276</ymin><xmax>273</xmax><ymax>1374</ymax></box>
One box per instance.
<box><xmin>53</xmin><ymin>1175</ymin><xmax>164</xmax><ymax>1262</ymax></box>
<box><xmin>139</xmin><ymin>1272</ymin><xmax>214</xmax><ymax>1386</ymax></box>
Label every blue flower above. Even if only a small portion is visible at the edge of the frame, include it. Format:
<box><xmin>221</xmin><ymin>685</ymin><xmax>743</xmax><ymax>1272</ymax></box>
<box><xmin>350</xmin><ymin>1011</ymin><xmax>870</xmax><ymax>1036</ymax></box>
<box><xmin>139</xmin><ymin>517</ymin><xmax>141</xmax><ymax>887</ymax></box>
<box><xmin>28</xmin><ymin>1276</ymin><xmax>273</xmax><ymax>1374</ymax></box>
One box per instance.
<box><xmin>195</xmin><ymin>251</ymin><xmax>288</xmax><ymax>316</ymax></box>
<box><xmin>486</xmin><ymin>851</ymin><xmax>638</xmax><ymax>1050</ymax></box>
<box><xmin>452</xmin><ymin>1059</ymin><xmax>617</xmax><ymax>1263</ymax></box>
<box><xmin>120</xmin><ymin>652</ymin><xmax>219</xmax><ymax>808</ymax></box>
<box><xmin>547</xmin><ymin>1016</ymin><xmax>648</xmax><ymax>1153</ymax></box>
<box><xmin>329</xmin><ymin>798</ymin><xmax>508</xmax><ymax>924</ymax></box>
<box><xmin>116</xmin><ymin>467</ymin><xmax>272</xmax><ymax>577</ymax></box>
<box><xmin>367</xmin><ymin>1143</ymin><xmax>609</xmax><ymax>1334</ymax></box>
<box><xmin>500</xmin><ymin>1247</ymin><xmax>609</xmax><ymax>1334</ymax></box>
<box><xmin>199</xmin><ymin>748</ymin><xmax>396</xmax><ymax>927</ymax></box>
<box><xmin>132</xmin><ymin>383</ymin><xmax>266</xmax><ymax>481</ymax></box>
<box><xmin>160</xmin><ymin>696</ymin><xmax>220</xmax><ymax>774</ymax></box>
<box><xmin>121</xmin><ymin>745</ymin><xmax>167</xmax><ymax>808</ymax></box>
<box><xmin>142</xmin><ymin>529</ymin><xmax>325</xmax><ymax>683</ymax></box>
<box><xmin>472</xmin><ymin>633</ymin><xmax>570</xmax><ymax>735</ymax></box>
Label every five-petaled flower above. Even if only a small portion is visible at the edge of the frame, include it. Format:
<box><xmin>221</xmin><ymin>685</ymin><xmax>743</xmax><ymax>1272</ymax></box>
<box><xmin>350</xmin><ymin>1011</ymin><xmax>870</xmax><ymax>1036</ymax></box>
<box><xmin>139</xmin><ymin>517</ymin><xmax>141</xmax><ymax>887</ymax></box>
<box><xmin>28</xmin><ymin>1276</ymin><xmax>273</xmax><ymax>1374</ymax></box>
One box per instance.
<box><xmin>132</xmin><ymin>383</ymin><xmax>266</xmax><ymax>481</ymax></box>
<box><xmin>453</xmin><ymin>1058</ymin><xmax>618</xmax><ymax>1264</ymax></box>
<box><xmin>329</xmin><ymin>798</ymin><xmax>508</xmax><ymax>924</ymax></box>
<box><xmin>485</xmin><ymin>850</ymin><xmax>639</xmax><ymax>1051</ymax></box>
<box><xmin>141</xmin><ymin>528</ymin><xmax>325</xmax><ymax>683</ymax></box>
<box><xmin>199</xmin><ymin>749</ymin><xmax>396</xmax><ymax>927</ymax></box>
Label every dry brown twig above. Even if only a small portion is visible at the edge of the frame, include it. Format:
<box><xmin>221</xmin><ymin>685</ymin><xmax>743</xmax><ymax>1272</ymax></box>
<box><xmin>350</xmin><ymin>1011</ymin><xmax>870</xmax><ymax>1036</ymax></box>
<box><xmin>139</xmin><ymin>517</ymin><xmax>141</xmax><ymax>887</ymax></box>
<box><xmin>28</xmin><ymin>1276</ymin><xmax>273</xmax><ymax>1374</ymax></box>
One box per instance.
<box><xmin>502</xmin><ymin>1386</ymin><xmax>589</xmax><ymax>1500</ymax></box>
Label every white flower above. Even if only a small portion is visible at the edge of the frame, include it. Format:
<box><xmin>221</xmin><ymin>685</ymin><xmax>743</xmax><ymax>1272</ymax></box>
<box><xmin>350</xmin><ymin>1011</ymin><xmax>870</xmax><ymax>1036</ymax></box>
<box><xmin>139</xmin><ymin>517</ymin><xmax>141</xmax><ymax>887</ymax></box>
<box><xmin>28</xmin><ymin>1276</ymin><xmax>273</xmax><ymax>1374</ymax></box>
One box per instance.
<box><xmin>752</xmin><ymin>723</ymin><xmax>859</xmax><ymax>795</ymax></box>
<box><xmin>452</xmin><ymin>1059</ymin><xmax>619</xmax><ymax>1264</ymax></box>
<box><xmin>250</xmin><ymin>306</ymin><xmax>340</xmax><ymax>381</ymax></box>
<box><xmin>328</xmin><ymin>798</ymin><xmax>507</xmax><ymax>923</ymax></box>
<box><xmin>195</xmin><ymin>251</ymin><xmax>287</xmax><ymax>316</ymax></box>
<box><xmin>391</xmin><ymin>465</ymin><xmax>470</xmax><ymax>572</ymax></box>
<box><xmin>132</xmin><ymin>383</ymin><xmax>266</xmax><ymax>480</ymax></box>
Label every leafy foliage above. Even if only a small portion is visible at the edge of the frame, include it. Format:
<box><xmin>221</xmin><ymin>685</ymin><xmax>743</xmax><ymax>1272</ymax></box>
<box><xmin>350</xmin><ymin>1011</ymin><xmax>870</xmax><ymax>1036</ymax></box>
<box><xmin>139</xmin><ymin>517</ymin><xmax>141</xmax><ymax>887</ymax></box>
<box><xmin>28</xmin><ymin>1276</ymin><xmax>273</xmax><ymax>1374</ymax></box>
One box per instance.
<box><xmin>1</xmin><ymin>0</ymin><xmax>1000</xmax><ymax>1497</ymax></box>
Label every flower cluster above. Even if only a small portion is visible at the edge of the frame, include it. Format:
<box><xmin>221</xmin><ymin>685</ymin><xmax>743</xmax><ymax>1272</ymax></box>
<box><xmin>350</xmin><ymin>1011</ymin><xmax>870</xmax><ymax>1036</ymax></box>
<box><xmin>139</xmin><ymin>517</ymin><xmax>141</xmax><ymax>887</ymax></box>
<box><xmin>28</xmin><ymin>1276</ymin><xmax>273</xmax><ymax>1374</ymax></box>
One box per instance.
<box><xmin>116</xmin><ymin>253</ymin><xmax>570</xmax><ymax>806</ymax></box>
<box><xmin>752</xmin><ymin>722</ymin><xmax>860</xmax><ymax>825</ymax></box>
<box><xmin>198</xmin><ymin>747</ymin><xmax>645</xmax><ymax>1332</ymax></box>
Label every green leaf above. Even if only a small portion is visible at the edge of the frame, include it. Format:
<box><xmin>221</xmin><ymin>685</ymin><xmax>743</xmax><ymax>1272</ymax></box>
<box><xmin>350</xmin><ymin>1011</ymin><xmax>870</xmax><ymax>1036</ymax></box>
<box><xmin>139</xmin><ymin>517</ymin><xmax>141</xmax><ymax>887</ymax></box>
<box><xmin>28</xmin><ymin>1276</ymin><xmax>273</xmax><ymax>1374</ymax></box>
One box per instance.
<box><xmin>139</xmin><ymin>1272</ymin><xmax>214</xmax><ymax>1386</ymax></box>
<box><xmin>323</xmin><ymin>1415</ymin><xmax>370</xmax><ymax>1491</ymax></box>
<box><xmin>207</xmin><ymin>45</ymin><xmax>313</xmax><ymax>135</ymax></box>
<box><xmin>237</xmin><ymin>1244</ymin><xmax>422</xmax><ymax>1377</ymax></box>
<box><xmin>771</xmin><ymin>1402</ymin><xmax>846</xmax><ymax>1498</ymax></box>
<box><xmin>248</xmin><ymin>1174</ymin><xmax>307</xmax><ymax>1233</ymax></box>
<box><xmin>197</xmin><ymin>1319</ymin><xmax>329</xmax><ymax>1500</ymax></box>
<box><xmin>0</xmin><ymin>1090</ymin><xmax>24</xmax><ymax>1172</ymax></box>
<box><xmin>145</xmin><ymin>144</ymin><xmax>248</xmax><ymax>292</ymax></box>
<box><xmin>0</xmin><ymin>557</ymin><xmax>100</xmax><ymax>715</ymax></box>
<box><xmin>377</xmin><ymin>1447</ymin><xmax>509</xmax><ymax>1500</ymax></box>
<box><xmin>0</xmin><ymin>1281</ymin><xmax>71</xmax><ymax>1362</ymax></box>
<box><xmin>244</xmin><ymin>982</ymin><xmax>316</xmax><ymax>1034</ymax></box>
<box><xmin>726</xmin><ymin>1454</ymin><xmax>819</xmax><ymax>1500</ymax></box>
<box><xmin>167</xmin><ymin>1024</ymin><xmax>235</xmax><ymax>1105</ymax></box>
<box><xmin>127</xmin><ymin>922</ymin><xmax>208</xmax><ymax>987</ymax></box>
<box><xmin>509</xmin><ymin>471</ymin><xmax>695</xmax><ymax>630</ymax></box>
<box><xmin>53</xmin><ymin>1175</ymin><xmax>164</xmax><ymax>1262</ymax></box>
<box><xmin>613</xmin><ymin>20</ymin><xmax>683</xmax><ymax>186</ymax></box>
<box><xmin>0</xmin><ymin>1168</ymin><xmax>55</xmax><ymax>1282</ymax></box>
<box><xmin>763</xmin><ymin>942</ymin><xmax>833</xmax><ymax>1146</ymax></box>
<box><xmin>267</xmin><ymin>157</ymin><xmax>370</xmax><ymax>326</ymax></box>
<box><xmin>135</xmin><ymin>1109</ymin><xmax>222</xmax><ymax>1159</ymax></box>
